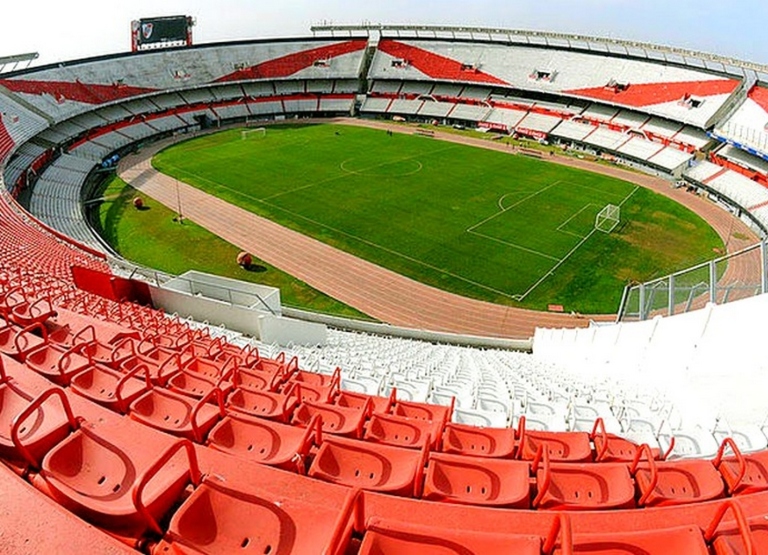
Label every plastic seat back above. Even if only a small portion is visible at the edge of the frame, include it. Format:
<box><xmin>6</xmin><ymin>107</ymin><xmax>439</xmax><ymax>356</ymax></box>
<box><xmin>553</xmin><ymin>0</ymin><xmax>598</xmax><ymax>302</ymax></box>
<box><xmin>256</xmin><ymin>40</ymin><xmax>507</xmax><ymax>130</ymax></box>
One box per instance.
<box><xmin>2</xmin><ymin>377</ymin><xmax>77</xmax><ymax>469</ymax></box>
<box><xmin>518</xmin><ymin>417</ymin><xmax>593</xmax><ymax>462</ymax></box>
<box><xmin>423</xmin><ymin>452</ymin><xmax>530</xmax><ymax>508</ymax></box>
<box><xmin>208</xmin><ymin>413</ymin><xmax>318</xmax><ymax>473</ymax></box>
<box><xmin>441</xmin><ymin>422</ymin><xmax>516</xmax><ymax>458</ymax></box>
<box><xmin>292</xmin><ymin>400</ymin><xmax>369</xmax><ymax>438</ymax></box>
<box><xmin>130</xmin><ymin>387</ymin><xmax>225</xmax><ymax>443</ymax></box>
<box><xmin>309</xmin><ymin>435</ymin><xmax>428</xmax><ymax>496</ymax></box>
<box><xmin>227</xmin><ymin>384</ymin><xmax>299</xmax><ymax>423</ymax></box>
<box><xmin>359</xmin><ymin>518</ymin><xmax>542</xmax><ymax>555</ymax></box>
<box><xmin>632</xmin><ymin>443</ymin><xmax>725</xmax><ymax>507</ymax></box>
<box><xmin>365</xmin><ymin>412</ymin><xmax>440</xmax><ymax>449</ymax></box>
<box><xmin>532</xmin><ymin>446</ymin><xmax>635</xmax><ymax>510</ymax></box>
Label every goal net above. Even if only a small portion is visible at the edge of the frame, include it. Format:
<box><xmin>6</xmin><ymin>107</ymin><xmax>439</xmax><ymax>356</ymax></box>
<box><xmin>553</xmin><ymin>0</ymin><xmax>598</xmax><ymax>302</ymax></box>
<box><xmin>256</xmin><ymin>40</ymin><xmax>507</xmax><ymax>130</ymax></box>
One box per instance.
<box><xmin>595</xmin><ymin>204</ymin><xmax>620</xmax><ymax>233</ymax></box>
<box><xmin>241</xmin><ymin>127</ymin><xmax>266</xmax><ymax>140</ymax></box>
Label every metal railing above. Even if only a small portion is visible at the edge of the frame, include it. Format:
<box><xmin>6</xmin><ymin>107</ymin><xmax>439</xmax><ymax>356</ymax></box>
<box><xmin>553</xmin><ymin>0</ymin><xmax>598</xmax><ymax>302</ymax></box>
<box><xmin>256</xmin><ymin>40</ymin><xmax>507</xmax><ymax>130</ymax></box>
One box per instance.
<box><xmin>617</xmin><ymin>241</ymin><xmax>768</xmax><ymax>322</ymax></box>
<box><xmin>109</xmin><ymin>257</ymin><xmax>280</xmax><ymax>316</ymax></box>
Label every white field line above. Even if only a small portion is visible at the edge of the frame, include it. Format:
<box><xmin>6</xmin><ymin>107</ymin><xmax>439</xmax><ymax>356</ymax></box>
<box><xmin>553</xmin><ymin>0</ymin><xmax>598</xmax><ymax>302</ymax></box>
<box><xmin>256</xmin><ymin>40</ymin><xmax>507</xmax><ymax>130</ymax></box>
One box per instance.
<box><xmin>515</xmin><ymin>185</ymin><xmax>641</xmax><ymax>301</ymax></box>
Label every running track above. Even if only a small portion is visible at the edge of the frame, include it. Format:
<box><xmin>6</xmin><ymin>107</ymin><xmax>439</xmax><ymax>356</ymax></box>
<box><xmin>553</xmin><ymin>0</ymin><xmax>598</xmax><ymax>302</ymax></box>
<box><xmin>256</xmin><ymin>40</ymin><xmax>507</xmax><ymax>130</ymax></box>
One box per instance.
<box><xmin>118</xmin><ymin>119</ymin><xmax>760</xmax><ymax>339</ymax></box>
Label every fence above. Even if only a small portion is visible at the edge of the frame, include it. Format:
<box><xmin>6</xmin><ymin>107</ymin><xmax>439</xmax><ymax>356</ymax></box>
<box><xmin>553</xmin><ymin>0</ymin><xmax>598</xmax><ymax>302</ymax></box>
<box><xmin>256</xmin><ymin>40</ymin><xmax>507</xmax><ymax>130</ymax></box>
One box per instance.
<box><xmin>617</xmin><ymin>241</ymin><xmax>768</xmax><ymax>322</ymax></box>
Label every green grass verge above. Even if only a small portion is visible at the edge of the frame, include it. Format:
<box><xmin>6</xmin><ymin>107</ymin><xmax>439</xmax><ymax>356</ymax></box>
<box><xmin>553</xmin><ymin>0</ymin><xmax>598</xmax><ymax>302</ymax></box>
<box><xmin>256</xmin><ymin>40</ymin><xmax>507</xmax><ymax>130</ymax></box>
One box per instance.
<box><xmin>93</xmin><ymin>174</ymin><xmax>373</xmax><ymax>320</ymax></box>
<box><xmin>151</xmin><ymin>123</ymin><xmax>723</xmax><ymax>313</ymax></box>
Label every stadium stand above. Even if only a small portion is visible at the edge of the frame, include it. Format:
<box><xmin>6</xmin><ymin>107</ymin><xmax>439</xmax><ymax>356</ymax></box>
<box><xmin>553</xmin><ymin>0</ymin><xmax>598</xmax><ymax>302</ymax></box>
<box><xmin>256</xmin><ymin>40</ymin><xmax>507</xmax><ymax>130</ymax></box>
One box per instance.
<box><xmin>3</xmin><ymin>23</ymin><xmax>768</xmax><ymax>554</ymax></box>
<box><xmin>717</xmin><ymin>85</ymin><xmax>768</xmax><ymax>155</ymax></box>
<box><xmin>368</xmin><ymin>39</ymin><xmax>741</xmax><ymax>127</ymax></box>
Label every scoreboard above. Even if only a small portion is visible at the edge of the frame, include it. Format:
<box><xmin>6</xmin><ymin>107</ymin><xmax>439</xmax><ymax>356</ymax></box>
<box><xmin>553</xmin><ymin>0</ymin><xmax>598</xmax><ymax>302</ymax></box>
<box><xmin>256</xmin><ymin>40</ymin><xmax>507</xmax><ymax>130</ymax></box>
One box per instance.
<box><xmin>131</xmin><ymin>16</ymin><xmax>194</xmax><ymax>51</ymax></box>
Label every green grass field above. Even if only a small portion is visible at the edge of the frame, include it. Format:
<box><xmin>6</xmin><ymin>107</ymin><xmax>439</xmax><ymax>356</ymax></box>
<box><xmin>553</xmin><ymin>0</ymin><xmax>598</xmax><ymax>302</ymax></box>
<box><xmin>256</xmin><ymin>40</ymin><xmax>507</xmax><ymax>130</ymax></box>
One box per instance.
<box><xmin>94</xmin><ymin>175</ymin><xmax>373</xmax><ymax>320</ymax></box>
<box><xmin>148</xmin><ymin>123</ymin><xmax>723</xmax><ymax>313</ymax></box>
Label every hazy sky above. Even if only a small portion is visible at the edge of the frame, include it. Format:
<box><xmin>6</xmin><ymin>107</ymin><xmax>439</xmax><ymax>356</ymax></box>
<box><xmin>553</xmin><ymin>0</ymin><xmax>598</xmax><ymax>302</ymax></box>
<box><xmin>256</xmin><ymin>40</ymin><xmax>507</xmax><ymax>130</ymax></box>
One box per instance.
<box><xmin>1</xmin><ymin>1</ymin><xmax>765</xmax><ymax>68</ymax></box>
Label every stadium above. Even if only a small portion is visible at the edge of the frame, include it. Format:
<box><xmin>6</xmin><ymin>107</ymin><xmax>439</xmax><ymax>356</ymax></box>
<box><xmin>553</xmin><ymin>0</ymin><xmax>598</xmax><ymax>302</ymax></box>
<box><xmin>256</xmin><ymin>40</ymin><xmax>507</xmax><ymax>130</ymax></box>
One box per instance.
<box><xmin>1</xmin><ymin>10</ymin><xmax>768</xmax><ymax>554</ymax></box>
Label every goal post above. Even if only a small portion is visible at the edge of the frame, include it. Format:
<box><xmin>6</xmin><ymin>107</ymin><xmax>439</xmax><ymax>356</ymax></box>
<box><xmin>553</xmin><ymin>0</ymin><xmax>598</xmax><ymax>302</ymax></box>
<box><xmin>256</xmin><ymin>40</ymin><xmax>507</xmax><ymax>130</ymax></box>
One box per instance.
<box><xmin>595</xmin><ymin>204</ymin><xmax>620</xmax><ymax>233</ymax></box>
<box><xmin>241</xmin><ymin>127</ymin><xmax>266</xmax><ymax>140</ymax></box>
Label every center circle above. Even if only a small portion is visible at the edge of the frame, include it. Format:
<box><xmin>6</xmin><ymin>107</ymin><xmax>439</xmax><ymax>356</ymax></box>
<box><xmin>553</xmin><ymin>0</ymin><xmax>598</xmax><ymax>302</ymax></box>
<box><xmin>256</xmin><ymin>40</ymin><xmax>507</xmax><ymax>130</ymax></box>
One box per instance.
<box><xmin>340</xmin><ymin>158</ymin><xmax>423</xmax><ymax>177</ymax></box>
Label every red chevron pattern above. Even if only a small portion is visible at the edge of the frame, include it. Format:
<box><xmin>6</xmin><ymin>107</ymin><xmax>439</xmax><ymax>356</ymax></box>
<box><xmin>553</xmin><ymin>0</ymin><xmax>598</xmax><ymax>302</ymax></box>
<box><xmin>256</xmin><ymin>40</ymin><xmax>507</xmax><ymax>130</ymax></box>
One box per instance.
<box><xmin>566</xmin><ymin>79</ymin><xmax>739</xmax><ymax>107</ymax></box>
<box><xmin>377</xmin><ymin>40</ymin><xmax>508</xmax><ymax>86</ymax></box>
<box><xmin>215</xmin><ymin>40</ymin><xmax>367</xmax><ymax>82</ymax></box>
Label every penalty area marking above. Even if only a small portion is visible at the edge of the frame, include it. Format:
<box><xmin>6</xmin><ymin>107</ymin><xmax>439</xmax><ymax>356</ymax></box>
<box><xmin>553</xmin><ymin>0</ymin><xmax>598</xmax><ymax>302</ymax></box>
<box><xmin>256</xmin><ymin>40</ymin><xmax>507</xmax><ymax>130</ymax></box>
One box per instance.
<box><xmin>513</xmin><ymin>184</ymin><xmax>641</xmax><ymax>302</ymax></box>
<box><xmin>556</xmin><ymin>203</ymin><xmax>598</xmax><ymax>239</ymax></box>
<box><xmin>467</xmin><ymin>230</ymin><xmax>561</xmax><ymax>262</ymax></box>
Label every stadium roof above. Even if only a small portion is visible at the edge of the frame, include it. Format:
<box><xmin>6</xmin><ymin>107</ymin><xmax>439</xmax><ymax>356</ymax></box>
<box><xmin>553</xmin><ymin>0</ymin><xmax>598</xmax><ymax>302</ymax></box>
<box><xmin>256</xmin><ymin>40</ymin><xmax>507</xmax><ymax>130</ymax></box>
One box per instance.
<box><xmin>311</xmin><ymin>24</ymin><xmax>768</xmax><ymax>81</ymax></box>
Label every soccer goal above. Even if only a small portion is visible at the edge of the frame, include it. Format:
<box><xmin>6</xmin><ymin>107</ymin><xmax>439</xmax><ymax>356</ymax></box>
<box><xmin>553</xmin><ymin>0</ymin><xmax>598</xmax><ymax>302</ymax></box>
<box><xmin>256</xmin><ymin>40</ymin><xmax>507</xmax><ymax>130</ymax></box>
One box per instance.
<box><xmin>595</xmin><ymin>204</ymin><xmax>620</xmax><ymax>233</ymax></box>
<box><xmin>241</xmin><ymin>127</ymin><xmax>266</xmax><ymax>140</ymax></box>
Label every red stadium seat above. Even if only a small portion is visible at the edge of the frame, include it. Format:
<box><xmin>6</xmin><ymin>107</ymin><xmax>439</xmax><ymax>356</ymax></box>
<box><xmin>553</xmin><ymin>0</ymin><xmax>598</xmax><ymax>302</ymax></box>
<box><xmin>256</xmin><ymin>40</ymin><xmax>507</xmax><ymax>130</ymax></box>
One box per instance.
<box><xmin>76</xmin><ymin>336</ymin><xmax>135</xmax><ymax>369</ymax></box>
<box><xmin>129</xmin><ymin>387</ymin><xmax>225</xmax><ymax>443</ymax></box>
<box><xmin>714</xmin><ymin>437</ymin><xmax>768</xmax><ymax>496</ymax></box>
<box><xmin>309</xmin><ymin>435</ymin><xmax>429</xmax><ymax>496</ymax></box>
<box><xmin>181</xmin><ymin>354</ymin><xmax>237</xmax><ymax>382</ymax></box>
<box><xmin>631</xmin><ymin>443</ymin><xmax>725</xmax><ymax>507</ymax></box>
<box><xmin>592</xmin><ymin>417</ymin><xmax>669</xmax><ymax>462</ymax></box>
<box><xmin>256</xmin><ymin>350</ymin><xmax>291</xmax><ymax>373</ymax></box>
<box><xmin>232</xmin><ymin>359</ymin><xmax>294</xmax><ymax>393</ymax></box>
<box><xmin>12</xmin><ymin>389</ymin><xmax>200</xmax><ymax>543</ymax></box>
<box><xmin>25</xmin><ymin>343</ymin><xmax>91</xmax><ymax>385</ymax></box>
<box><xmin>166</xmin><ymin>367</ymin><xmax>234</xmax><ymax>400</ymax></box>
<box><xmin>288</xmin><ymin>379</ymin><xmax>338</xmax><ymax>405</ymax></box>
<box><xmin>292</xmin><ymin>399</ymin><xmax>370</xmax><ymax>438</ymax></box>
<box><xmin>543</xmin><ymin>512</ymin><xmax>724</xmax><ymax>554</ymax></box>
<box><xmin>0</xmin><ymin>322</ymin><xmax>48</xmax><ymax>361</ymax></box>
<box><xmin>364</xmin><ymin>411</ymin><xmax>442</xmax><ymax>449</ymax></box>
<box><xmin>292</xmin><ymin>366</ymin><xmax>341</xmax><ymax>388</ymax></box>
<box><xmin>226</xmin><ymin>382</ymin><xmax>300</xmax><ymax>422</ymax></box>
<box><xmin>10</xmin><ymin>296</ymin><xmax>56</xmax><ymax>327</ymax></box>
<box><xmin>232</xmin><ymin>365</ymin><xmax>281</xmax><ymax>392</ymax></box>
<box><xmin>422</xmin><ymin>451</ymin><xmax>531</xmax><ymax>507</ymax></box>
<box><xmin>708</xmin><ymin>500</ymin><xmax>763</xmax><ymax>554</ymax></box>
<box><xmin>357</xmin><ymin>517</ymin><xmax>543</xmax><ymax>555</ymax></box>
<box><xmin>46</xmin><ymin>321</ymin><xmax>88</xmax><ymax>350</ymax></box>
<box><xmin>128</xmin><ymin>343</ymin><xmax>189</xmax><ymax>383</ymax></box>
<box><xmin>70</xmin><ymin>362</ymin><xmax>152</xmax><ymax>414</ymax></box>
<box><xmin>532</xmin><ymin>445</ymin><xmax>635</xmax><ymax>510</ymax></box>
<box><xmin>560</xmin><ymin>526</ymin><xmax>711</xmax><ymax>555</ymax></box>
<box><xmin>247</xmin><ymin>351</ymin><xmax>296</xmax><ymax>386</ymax></box>
<box><xmin>336</xmin><ymin>389</ymin><xmax>395</xmax><ymax>414</ymax></box>
<box><xmin>391</xmin><ymin>398</ymin><xmax>453</xmax><ymax>424</ymax></box>
<box><xmin>154</xmin><ymin>476</ymin><xmax>360</xmax><ymax>555</ymax></box>
<box><xmin>208</xmin><ymin>411</ymin><xmax>320</xmax><ymax>473</ymax></box>
<box><xmin>1</xmin><ymin>369</ymin><xmax>76</xmax><ymax>470</ymax></box>
<box><xmin>441</xmin><ymin>421</ymin><xmax>517</xmax><ymax>458</ymax></box>
<box><xmin>517</xmin><ymin>416</ymin><xmax>593</xmax><ymax>462</ymax></box>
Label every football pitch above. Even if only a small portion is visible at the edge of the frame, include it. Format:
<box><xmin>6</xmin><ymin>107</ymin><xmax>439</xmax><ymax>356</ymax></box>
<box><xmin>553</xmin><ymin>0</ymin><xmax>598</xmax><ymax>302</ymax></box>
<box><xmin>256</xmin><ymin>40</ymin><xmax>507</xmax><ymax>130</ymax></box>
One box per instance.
<box><xmin>151</xmin><ymin>123</ymin><xmax>723</xmax><ymax>313</ymax></box>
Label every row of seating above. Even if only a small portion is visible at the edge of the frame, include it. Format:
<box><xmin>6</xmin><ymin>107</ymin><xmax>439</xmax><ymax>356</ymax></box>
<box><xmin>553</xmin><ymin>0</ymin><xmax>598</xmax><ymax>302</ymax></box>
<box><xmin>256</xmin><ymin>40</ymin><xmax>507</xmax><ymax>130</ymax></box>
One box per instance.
<box><xmin>4</xmin><ymin>339</ymin><xmax>768</xmax><ymax>553</ymax></box>
<box><xmin>369</xmin><ymin>39</ymin><xmax>738</xmax><ymax>128</ymax></box>
<box><xmin>2</xmin><ymin>293</ymin><xmax>768</xmax><ymax>519</ymax></box>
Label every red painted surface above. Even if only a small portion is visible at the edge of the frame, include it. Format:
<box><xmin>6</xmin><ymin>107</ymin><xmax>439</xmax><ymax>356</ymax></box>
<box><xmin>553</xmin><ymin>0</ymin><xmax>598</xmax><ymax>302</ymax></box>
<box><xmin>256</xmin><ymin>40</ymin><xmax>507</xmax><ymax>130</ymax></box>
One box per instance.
<box><xmin>215</xmin><ymin>40</ymin><xmax>367</xmax><ymax>82</ymax></box>
<box><xmin>566</xmin><ymin>79</ymin><xmax>739</xmax><ymax>107</ymax></box>
<box><xmin>710</xmin><ymin>153</ymin><xmax>768</xmax><ymax>187</ymax></box>
<box><xmin>0</xmin><ymin>117</ymin><xmax>15</xmax><ymax>162</ymax></box>
<box><xmin>71</xmin><ymin>265</ymin><xmax>153</xmax><ymax>305</ymax></box>
<box><xmin>0</xmin><ymin>463</ymin><xmax>136</xmax><ymax>554</ymax></box>
<box><xmin>378</xmin><ymin>40</ymin><xmax>509</xmax><ymax>85</ymax></box>
<box><xmin>748</xmin><ymin>85</ymin><xmax>768</xmax><ymax>113</ymax></box>
<box><xmin>0</xmin><ymin>78</ymin><xmax>157</xmax><ymax>104</ymax></box>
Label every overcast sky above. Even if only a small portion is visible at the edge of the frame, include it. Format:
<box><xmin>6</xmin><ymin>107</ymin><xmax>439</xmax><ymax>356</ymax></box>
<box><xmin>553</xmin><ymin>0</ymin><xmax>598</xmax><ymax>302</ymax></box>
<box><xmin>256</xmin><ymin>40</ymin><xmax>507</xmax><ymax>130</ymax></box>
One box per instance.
<box><xmin>1</xmin><ymin>0</ymin><xmax>765</xmax><ymax>68</ymax></box>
